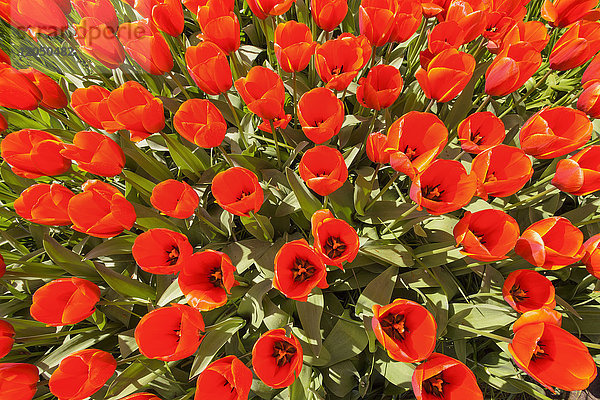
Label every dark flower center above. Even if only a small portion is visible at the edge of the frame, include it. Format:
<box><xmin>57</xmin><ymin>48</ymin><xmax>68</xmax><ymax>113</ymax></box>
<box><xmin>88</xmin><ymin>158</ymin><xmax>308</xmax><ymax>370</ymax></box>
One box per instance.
<box><xmin>471</xmin><ymin>131</ymin><xmax>484</xmax><ymax>145</ymax></box>
<box><xmin>292</xmin><ymin>257</ymin><xmax>317</xmax><ymax>282</ymax></box>
<box><xmin>423</xmin><ymin>184</ymin><xmax>444</xmax><ymax>201</ymax></box>
<box><xmin>510</xmin><ymin>284</ymin><xmax>528</xmax><ymax>302</ymax></box>
<box><xmin>532</xmin><ymin>341</ymin><xmax>548</xmax><ymax>361</ymax></box>
<box><xmin>403</xmin><ymin>145</ymin><xmax>418</xmax><ymax>161</ymax></box>
<box><xmin>332</xmin><ymin>65</ymin><xmax>344</xmax><ymax>75</ymax></box>
<box><xmin>486</xmin><ymin>171</ymin><xmax>498</xmax><ymax>182</ymax></box>
<box><xmin>423</xmin><ymin>372</ymin><xmax>446</xmax><ymax>397</ymax></box>
<box><xmin>272</xmin><ymin>340</ymin><xmax>297</xmax><ymax>367</ymax></box>
<box><xmin>237</xmin><ymin>190</ymin><xmax>251</xmax><ymax>202</ymax></box>
<box><xmin>380</xmin><ymin>313</ymin><xmax>408</xmax><ymax>341</ymax></box>
<box><xmin>473</xmin><ymin>231</ymin><xmax>486</xmax><ymax>245</ymax></box>
<box><xmin>324</xmin><ymin>236</ymin><xmax>347</xmax><ymax>259</ymax></box>
<box><xmin>208</xmin><ymin>267</ymin><xmax>224</xmax><ymax>288</ymax></box>
<box><xmin>167</xmin><ymin>246</ymin><xmax>180</xmax><ymax>265</ymax></box>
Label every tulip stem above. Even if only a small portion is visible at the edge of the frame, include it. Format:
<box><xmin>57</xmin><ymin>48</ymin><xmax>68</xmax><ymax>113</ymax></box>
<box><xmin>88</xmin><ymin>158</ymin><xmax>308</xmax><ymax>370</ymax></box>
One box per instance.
<box><xmin>323</xmin><ymin>195</ymin><xmax>328</xmax><ymax>208</ymax></box>
<box><xmin>364</xmin><ymin>171</ymin><xmax>401</xmax><ymax>212</ymax></box>
<box><xmin>217</xmin><ymin>145</ymin><xmax>235</xmax><ymax>167</ymax></box>
<box><xmin>41</xmin><ymin>107</ymin><xmax>81</xmax><ymax>133</ymax></box>
<box><xmin>474</xmin><ymin>94</ymin><xmax>492</xmax><ymax>113</ymax></box>
<box><xmin>453</xmin><ymin>150</ymin><xmax>465</xmax><ymax>161</ymax></box>
<box><xmin>269</xmin><ymin>119</ymin><xmax>283</xmax><ymax>168</ymax></box>
<box><xmin>167</xmin><ymin>71</ymin><xmax>191</xmax><ymax>100</ymax></box>
<box><xmin>293</xmin><ymin>71</ymin><xmax>298</xmax><ymax>128</ymax></box>
<box><xmin>500</xmin><ymin>69</ymin><xmax>553</xmax><ymax>118</ymax></box>
<box><xmin>423</xmin><ymin>98</ymin><xmax>435</xmax><ymax>113</ymax></box>
<box><xmin>195</xmin><ymin>209</ymin><xmax>228</xmax><ymax>237</ymax></box>
<box><xmin>225</xmin><ymin>93</ymin><xmax>248</xmax><ymax>148</ymax></box>
<box><xmin>382</xmin><ymin>203</ymin><xmax>419</xmax><ymax>234</ymax></box>
<box><xmin>504</xmin><ymin>187</ymin><xmax>559</xmax><ymax>210</ymax></box>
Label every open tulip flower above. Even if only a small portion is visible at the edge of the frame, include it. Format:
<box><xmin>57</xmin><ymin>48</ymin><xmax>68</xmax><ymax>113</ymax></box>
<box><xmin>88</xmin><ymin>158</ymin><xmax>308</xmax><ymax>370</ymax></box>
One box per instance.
<box><xmin>132</xmin><ymin>228</ymin><xmax>193</xmax><ymax>274</ymax></box>
<box><xmin>311</xmin><ymin>209</ymin><xmax>359</xmax><ymax>268</ymax></box>
<box><xmin>457</xmin><ymin>111</ymin><xmax>505</xmax><ymax>154</ymax></box>
<box><xmin>502</xmin><ymin>269</ymin><xmax>556</xmax><ymax>313</ymax></box>
<box><xmin>297</xmin><ymin>87</ymin><xmax>344</xmax><ymax>144</ymax></box>
<box><xmin>252</xmin><ymin>328</ymin><xmax>303</xmax><ymax>388</ymax></box>
<box><xmin>299</xmin><ymin>146</ymin><xmax>348</xmax><ymax>196</ymax></box>
<box><xmin>194</xmin><ymin>355</ymin><xmax>252</xmax><ymax>400</ymax></box>
<box><xmin>211</xmin><ymin>167</ymin><xmax>264</xmax><ymax>217</ymax></box>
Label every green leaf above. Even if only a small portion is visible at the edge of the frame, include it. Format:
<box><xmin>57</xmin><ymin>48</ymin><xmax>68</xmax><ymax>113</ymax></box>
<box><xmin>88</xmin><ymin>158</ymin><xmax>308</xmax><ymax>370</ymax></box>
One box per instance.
<box><xmin>119</xmin><ymin>136</ymin><xmax>173</xmax><ymax>182</ymax></box>
<box><xmin>373</xmin><ymin>348</ymin><xmax>415</xmax><ymax>387</ymax></box>
<box><xmin>356</xmin><ymin>265</ymin><xmax>398</xmax><ymax>318</ymax></box>
<box><xmin>296</xmin><ymin>289</ymin><xmax>324</xmax><ymax>356</ymax></box>
<box><xmin>121</xmin><ymin>170</ymin><xmax>155</xmax><ymax>199</ymax></box>
<box><xmin>322</xmin><ymin>360</ymin><xmax>358</xmax><ymax>398</ymax></box>
<box><xmin>161</xmin><ymin>132</ymin><xmax>207</xmax><ymax>180</ymax></box>
<box><xmin>240</xmin><ymin>213</ymin><xmax>274</xmax><ymax>242</ymax></box>
<box><xmin>360</xmin><ymin>241</ymin><xmax>414</xmax><ymax>268</ymax></box>
<box><xmin>237</xmin><ymin>279</ymin><xmax>272</xmax><ymax>328</ymax></box>
<box><xmin>84</xmin><ymin>235</ymin><xmax>135</xmax><ymax>259</ymax></box>
<box><xmin>322</xmin><ymin>311</ymin><xmax>368</xmax><ymax>366</ymax></box>
<box><xmin>285</xmin><ymin>167</ymin><xmax>322</xmax><ymax>220</ymax></box>
<box><xmin>93</xmin><ymin>261</ymin><xmax>156</xmax><ymax>300</ymax></box>
<box><xmin>105</xmin><ymin>359</ymin><xmax>170</xmax><ymax>399</ymax></box>
<box><xmin>43</xmin><ymin>234</ymin><xmax>99</xmax><ymax>278</ymax></box>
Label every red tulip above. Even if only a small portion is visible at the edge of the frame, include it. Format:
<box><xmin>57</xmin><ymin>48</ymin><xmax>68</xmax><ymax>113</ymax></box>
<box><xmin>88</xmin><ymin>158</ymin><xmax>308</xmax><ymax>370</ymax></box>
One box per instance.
<box><xmin>359</xmin><ymin>0</ymin><xmax>398</xmax><ymax>47</ymax></box>
<box><xmin>314</xmin><ymin>33</ymin><xmax>372</xmax><ymax>91</ymax></box>
<box><xmin>420</xmin><ymin>21</ymin><xmax>466</xmax><ymax>68</ymax></box>
<box><xmin>1</xmin><ymin>129</ymin><xmax>70</xmax><ymax>178</ymax></box>
<box><xmin>49</xmin><ymin>349</ymin><xmax>116</xmax><ymax>400</ymax></box>
<box><xmin>515</xmin><ymin>217</ymin><xmax>584</xmax><ymax>270</ymax></box>
<box><xmin>0</xmin><ymin>64</ymin><xmax>42</xmax><ymax>110</ymax></box>
<box><xmin>410</xmin><ymin>159</ymin><xmax>477</xmax><ymax>215</ymax></box>
<box><xmin>0</xmin><ymin>47</ymin><xmax>9</xmax><ymax>64</ymax></box>
<box><xmin>30</xmin><ymin>277</ymin><xmax>100</xmax><ymax>326</ymax></box>
<box><xmin>60</xmin><ymin>131</ymin><xmax>125</xmax><ymax>176</ymax></box>
<box><xmin>0</xmin><ymin>0</ymin><xmax>68</xmax><ymax>36</ymax></box>
<box><xmin>0</xmin><ymin>363</ymin><xmax>38</xmax><ymax>400</ymax></box>
<box><xmin>357</xmin><ymin>64</ymin><xmax>403</xmax><ymax>110</ymax></box>
<box><xmin>178</xmin><ymin>250</ymin><xmax>238</xmax><ymax>311</ymax></box>
<box><xmin>297</xmin><ymin>87</ymin><xmax>344</xmax><ymax>144</ymax></box>
<box><xmin>212</xmin><ymin>167</ymin><xmax>264</xmax><ymax>217</ymax></box>
<box><xmin>454</xmin><ymin>209</ymin><xmax>520</xmax><ymax>262</ymax></box>
<box><xmin>577</xmin><ymin>79</ymin><xmax>600</xmax><ymax>118</ymax></box>
<box><xmin>299</xmin><ymin>146</ymin><xmax>348</xmax><ymax>196</ymax></box>
<box><xmin>174</xmin><ymin>99</ymin><xmax>227</xmax><ymax>148</ymax></box>
<box><xmin>502</xmin><ymin>269</ymin><xmax>556</xmax><ymax>313</ymax></box>
<box><xmin>412</xmin><ymin>353</ymin><xmax>483</xmax><ymax>400</ymax></box>
<box><xmin>552</xmin><ymin>145</ymin><xmax>600</xmax><ymax>196</ymax></box>
<box><xmin>273</xmin><ymin>239</ymin><xmax>328</xmax><ymax>301</ymax></box>
<box><xmin>14</xmin><ymin>183</ymin><xmax>74</xmax><ymax>226</ymax></box>
<box><xmin>519</xmin><ymin>107</ymin><xmax>592</xmax><ymax>159</ymax></box>
<box><xmin>118</xmin><ymin>20</ymin><xmax>174</xmax><ymax>75</ymax></box>
<box><xmin>311</xmin><ymin>0</ymin><xmax>348</xmax><ymax>32</ymax></box>
<box><xmin>194</xmin><ymin>356</ymin><xmax>253</xmax><ymax>400</ymax></box>
<box><xmin>274</xmin><ymin>21</ymin><xmax>316</xmax><ymax>73</ymax></box>
<box><xmin>389</xmin><ymin>0</ymin><xmax>421</xmax><ymax>43</ymax></box>
<box><xmin>512</xmin><ymin>308</ymin><xmax>562</xmax><ymax>332</ymax></box>
<box><xmin>70</xmin><ymin>85</ymin><xmax>123</xmax><ymax>132</ymax></box>
<box><xmin>485</xmin><ymin>42</ymin><xmax>542</xmax><ymax>97</ymax></box>
<box><xmin>489</xmin><ymin>20</ymin><xmax>549</xmax><ymax>54</ymax></box>
<box><xmin>74</xmin><ymin>17</ymin><xmax>125</xmax><ymax>69</ymax></box>
<box><xmin>132</xmin><ymin>228</ymin><xmax>193</xmax><ymax>274</ymax></box>
<box><xmin>0</xmin><ymin>255</ymin><xmax>4</xmax><ymax>278</ymax></box>
<box><xmin>135</xmin><ymin>304</ymin><xmax>205</xmax><ymax>361</ymax></box>
<box><xmin>135</xmin><ymin>0</ymin><xmax>184</xmax><ymax>37</ymax></box>
<box><xmin>73</xmin><ymin>0</ymin><xmax>119</xmax><ymax>32</ymax></box>
<box><xmin>107</xmin><ymin>81</ymin><xmax>165</xmax><ymax>142</ymax></box>
<box><xmin>457</xmin><ymin>111</ymin><xmax>505</xmax><ymax>154</ymax></box>
<box><xmin>446</xmin><ymin>0</ymin><xmax>489</xmax><ymax>43</ymax></box>
<box><xmin>366</xmin><ymin>132</ymin><xmax>391</xmax><ymax>163</ymax></box>
<box><xmin>541</xmin><ymin>0</ymin><xmax>599</xmax><ymax>28</ymax></box>
<box><xmin>0</xmin><ymin>320</ymin><xmax>15</xmax><ymax>359</ymax></box>
<box><xmin>234</xmin><ymin>66</ymin><xmax>286</xmax><ymax>121</ymax></box>
<box><xmin>385</xmin><ymin>111</ymin><xmax>448</xmax><ymax>179</ymax></box>
<box><xmin>311</xmin><ymin>209</ymin><xmax>359</xmax><ymax>268</ymax></box>
<box><xmin>246</xmin><ymin>0</ymin><xmax>294</xmax><ymax>19</ymax></box>
<box><xmin>582</xmin><ymin>234</ymin><xmax>600</xmax><ymax>279</ymax></box>
<box><xmin>186</xmin><ymin>42</ymin><xmax>233</xmax><ymax>96</ymax></box>
<box><xmin>196</xmin><ymin>8</ymin><xmax>241</xmax><ymax>54</ymax></box>
<box><xmin>68</xmin><ymin>180</ymin><xmax>136</xmax><ymax>238</ymax></box>
<box><xmin>416</xmin><ymin>48</ymin><xmax>475</xmax><ymax>103</ymax></box>
<box><xmin>550</xmin><ymin>21</ymin><xmax>600</xmax><ymax>71</ymax></box>
<box><xmin>252</xmin><ymin>328</ymin><xmax>303</xmax><ymax>388</ymax></box>
<box><xmin>0</xmin><ymin>113</ymin><xmax>7</xmax><ymax>132</ymax></box>
<box><xmin>150</xmin><ymin>180</ymin><xmax>199</xmax><ymax>219</ymax></box>
<box><xmin>582</xmin><ymin>53</ymin><xmax>600</xmax><ymax>84</ymax></box>
<box><xmin>372</xmin><ymin>299</ymin><xmax>437</xmax><ymax>363</ymax></box>
<box><xmin>19</xmin><ymin>68</ymin><xmax>67</xmax><ymax>109</ymax></box>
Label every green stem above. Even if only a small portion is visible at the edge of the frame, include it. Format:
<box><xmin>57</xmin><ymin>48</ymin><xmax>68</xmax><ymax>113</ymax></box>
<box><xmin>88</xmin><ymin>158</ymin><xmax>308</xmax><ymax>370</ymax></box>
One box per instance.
<box><xmin>364</xmin><ymin>172</ymin><xmax>401</xmax><ymax>212</ymax></box>
<box><xmin>382</xmin><ymin>203</ymin><xmax>419</xmax><ymax>234</ymax></box>
<box><xmin>423</xmin><ymin>98</ymin><xmax>435</xmax><ymax>113</ymax></box>
<box><xmin>225</xmin><ymin>92</ymin><xmax>248</xmax><ymax>148</ymax></box>
<box><xmin>414</xmin><ymin>243</ymin><xmax>457</xmax><ymax>259</ymax></box>
<box><xmin>269</xmin><ymin>119</ymin><xmax>283</xmax><ymax>168</ymax></box>
<box><xmin>195</xmin><ymin>209</ymin><xmax>228</xmax><ymax>237</ymax></box>
<box><xmin>474</xmin><ymin>94</ymin><xmax>492</xmax><ymax>113</ymax></box>
<box><xmin>42</xmin><ymin>107</ymin><xmax>81</xmax><ymax>133</ymax></box>
<box><xmin>218</xmin><ymin>145</ymin><xmax>235</xmax><ymax>167</ymax></box>
<box><xmin>293</xmin><ymin>71</ymin><xmax>298</xmax><ymax>128</ymax></box>
<box><xmin>504</xmin><ymin>186</ymin><xmax>558</xmax><ymax>210</ymax></box>
<box><xmin>167</xmin><ymin>70</ymin><xmax>191</xmax><ymax>100</ymax></box>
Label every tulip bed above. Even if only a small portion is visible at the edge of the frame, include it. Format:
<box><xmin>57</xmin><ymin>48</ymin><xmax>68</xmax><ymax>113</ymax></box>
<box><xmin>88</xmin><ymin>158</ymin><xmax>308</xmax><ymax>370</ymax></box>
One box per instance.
<box><xmin>2</xmin><ymin>0</ymin><xmax>600</xmax><ymax>398</ymax></box>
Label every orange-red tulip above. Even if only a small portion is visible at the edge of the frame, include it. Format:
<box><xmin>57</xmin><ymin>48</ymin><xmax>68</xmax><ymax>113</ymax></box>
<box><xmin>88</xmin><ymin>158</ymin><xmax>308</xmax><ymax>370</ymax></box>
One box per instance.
<box><xmin>212</xmin><ymin>167</ymin><xmax>264</xmax><ymax>217</ymax></box>
<box><xmin>0</xmin><ymin>363</ymin><xmax>38</xmax><ymax>400</ymax></box>
<box><xmin>196</xmin><ymin>7</ymin><xmax>241</xmax><ymax>54</ymax></box>
<box><xmin>135</xmin><ymin>304</ymin><xmax>205</xmax><ymax>361</ymax></box>
<box><xmin>0</xmin><ymin>113</ymin><xmax>6</xmax><ymax>132</ymax></box>
<box><xmin>132</xmin><ymin>228</ymin><xmax>193</xmax><ymax>274</ymax></box>
<box><xmin>70</xmin><ymin>85</ymin><xmax>123</xmax><ymax>132</ymax></box>
<box><xmin>274</xmin><ymin>21</ymin><xmax>316</xmax><ymax>73</ymax></box>
<box><xmin>1</xmin><ymin>129</ymin><xmax>70</xmax><ymax>178</ymax></box>
<box><xmin>446</xmin><ymin>0</ymin><xmax>489</xmax><ymax>43</ymax></box>
<box><xmin>515</xmin><ymin>217</ymin><xmax>584</xmax><ymax>270</ymax></box>
<box><xmin>311</xmin><ymin>209</ymin><xmax>359</xmax><ymax>268</ymax></box>
<box><xmin>0</xmin><ymin>64</ymin><xmax>42</xmax><ymax>110</ymax></box>
<box><xmin>412</xmin><ymin>353</ymin><xmax>483</xmax><ymax>400</ymax></box>
<box><xmin>186</xmin><ymin>42</ymin><xmax>233</xmax><ymax>95</ymax></box>
<box><xmin>582</xmin><ymin>53</ymin><xmax>600</xmax><ymax>84</ymax></box>
<box><xmin>246</xmin><ymin>0</ymin><xmax>294</xmax><ymax>19</ymax></box>
<box><xmin>19</xmin><ymin>68</ymin><xmax>67</xmax><ymax>109</ymax></box>
<box><xmin>0</xmin><ymin>47</ymin><xmax>9</xmax><ymax>64</ymax></box>
<box><xmin>359</xmin><ymin>0</ymin><xmax>398</xmax><ymax>47</ymax></box>
<box><xmin>577</xmin><ymin>79</ymin><xmax>600</xmax><ymax>118</ymax></box>
<box><xmin>410</xmin><ymin>159</ymin><xmax>477</xmax><ymax>215</ymax></box>
<box><xmin>513</xmin><ymin>308</ymin><xmax>562</xmax><ymax>332</ymax></box>
<box><xmin>273</xmin><ymin>239</ymin><xmax>328</xmax><ymax>301</ymax></box>
<box><xmin>582</xmin><ymin>234</ymin><xmax>600</xmax><ymax>279</ymax></box>
<box><xmin>519</xmin><ymin>107</ymin><xmax>592</xmax><ymax>159</ymax></box>
<box><xmin>179</xmin><ymin>250</ymin><xmax>238</xmax><ymax>311</ymax></box>
<box><xmin>74</xmin><ymin>17</ymin><xmax>125</xmax><ymax>69</ymax></box>
<box><xmin>14</xmin><ymin>183</ymin><xmax>74</xmax><ymax>226</ymax></box>
<box><xmin>60</xmin><ymin>131</ymin><xmax>125</xmax><ymax>176</ymax></box>
<box><xmin>68</xmin><ymin>180</ymin><xmax>136</xmax><ymax>238</ymax></box>
<box><xmin>107</xmin><ymin>81</ymin><xmax>165</xmax><ymax>142</ymax></box>
<box><xmin>503</xmin><ymin>269</ymin><xmax>556</xmax><ymax>313</ymax></box>
<box><xmin>234</xmin><ymin>66</ymin><xmax>286</xmax><ymax>121</ymax></box>
<box><xmin>416</xmin><ymin>48</ymin><xmax>475</xmax><ymax>103</ymax></box>
<box><xmin>366</xmin><ymin>132</ymin><xmax>391</xmax><ymax>163</ymax></box>
<box><xmin>299</xmin><ymin>146</ymin><xmax>348</xmax><ymax>196</ymax></box>
<box><xmin>73</xmin><ymin>0</ymin><xmax>118</xmax><ymax>32</ymax></box>
<box><xmin>550</xmin><ymin>21</ymin><xmax>600</xmax><ymax>71</ymax></box>
<box><xmin>49</xmin><ymin>349</ymin><xmax>116</xmax><ymax>400</ymax></box>
<box><xmin>135</xmin><ymin>0</ymin><xmax>184</xmax><ymax>37</ymax></box>
<box><xmin>174</xmin><ymin>99</ymin><xmax>227</xmax><ymax>148</ymax></box>
<box><xmin>385</xmin><ymin>111</ymin><xmax>448</xmax><ymax>179</ymax></box>
<box><xmin>0</xmin><ymin>0</ymin><xmax>68</xmax><ymax>36</ymax></box>
<box><xmin>314</xmin><ymin>33</ymin><xmax>372</xmax><ymax>91</ymax></box>
<box><xmin>389</xmin><ymin>0</ymin><xmax>421</xmax><ymax>43</ymax></box>
<box><xmin>552</xmin><ymin>145</ymin><xmax>600</xmax><ymax>196</ymax></box>
<box><xmin>30</xmin><ymin>277</ymin><xmax>100</xmax><ymax>326</ymax></box>
<box><xmin>252</xmin><ymin>328</ymin><xmax>303</xmax><ymax>388</ymax></box>
<box><xmin>150</xmin><ymin>180</ymin><xmax>199</xmax><ymax>219</ymax></box>
<box><xmin>194</xmin><ymin>356</ymin><xmax>252</xmax><ymax>400</ymax></box>
<box><xmin>357</xmin><ymin>64</ymin><xmax>403</xmax><ymax>110</ymax></box>
<box><xmin>372</xmin><ymin>299</ymin><xmax>437</xmax><ymax>363</ymax></box>
<box><xmin>118</xmin><ymin>20</ymin><xmax>174</xmax><ymax>75</ymax></box>
<box><xmin>541</xmin><ymin>0</ymin><xmax>599</xmax><ymax>28</ymax></box>
<box><xmin>0</xmin><ymin>320</ymin><xmax>15</xmax><ymax>359</ymax></box>
<box><xmin>297</xmin><ymin>87</ymin><xmax>344</xmax><ymax>144</ymax></box>
<box><xmin>457</xmin><ymin>111</ymin><xmax>505</xmax><ymax>154</ymax></box>
<box><xmin>454</xmin><ymin>209</ymin><xmax>520</xmax><ymax>262</ymax></box>
<box><xmin>421</xmin><ymin>21</ymin><xmax>465</xmax><ymax>67</ymax></box>
<box><xmin>0</xmin><ymin>255</ymin><xmax>4</xmax><ymax>278</ymax></box>
<box><xmin>485</xmin><ymin>42</ymin><xmax>542</xmax><ymax>97</ymax></box>
<box><xmin>491</xmin><ymin>20</ymin><xmax>549</xmax><ymax>54</ymax></box>
<box><xmin>311</xmin><ymin>0</ymin><xmax>348</xmax><ymax>32</ymax></box>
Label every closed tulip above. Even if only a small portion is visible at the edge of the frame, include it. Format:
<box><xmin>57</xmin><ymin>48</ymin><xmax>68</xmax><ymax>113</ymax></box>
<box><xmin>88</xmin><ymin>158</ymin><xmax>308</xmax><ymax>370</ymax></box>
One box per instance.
<box><xmin>420</xmin><ymin>21</ymin><xmax>465</xmax><ymax>68</ymax></box>
<box><xmin>366</xmin><ymin>132</ymin><xmax>391</xmax><ymax>163</ymax></box>
<box><xmin>73</xmin><ymin>0</ymin><xmax>119</xmax><ymax>32</ymax></box>
<box><xmin>357</xmin><ymin>64</ymin><xmax>403</xmax><ymax>110</ymax></box>
<box><xmin>0</xmin><ymin>113</ymin><xmax>6</xmax><ymax>132</ymax></box>
<box><xmin>359</xmin><ymin>0</ymin><xmax>398</xmax><ymax>47</ymax></box>
<box><xmin>552</xmin><ymin>145</ymin><xmax>600</xmax><ymax>196</ymax></box>
<box><xmin>252</xmin><ymin>329</ymin><xmax>303</xmax><ymax>388</ymax></box>
<box><xmin>519</xmin><ymin>107</ymin><xmax>592</xmax><ymax>159</ymax></box>
<box><xmin>60</xmin><ymin>130</ymin><xmax>125</xmax><ymax>176</ymax></box>
<box><xmin>485</xmin><ymin>42</ymin><xmax>542</xmax><ymax>97</ymax></box>
<box><xmin>118</xmin><ymin>20</ymin><xmax>173</xmax><ymax>75</ymax></box>
<box><xmin>502</xmin><ymin>269</ymin><xmax>556</xmax><ymax>313</ymax></box>
<box><xmin>178</xmin><ymin>250</ymin><xmax>238</xmax><ymax>310</ymax></box>
<box><xmin>150</xmin><ymin>180</ymin><xmax>199</xmax><ymax>219</ymax></box>
<box><xmin>194</xmin><ymin>356</ymin><xmax>253</xmax><ymax>400</ymax></box>
<box><xmin>174</xmin><ymin>99</ymin><xmax>227</xmax><ymax>148</ymax></box>
<box><xmin>246</xmin><ymin>0</ymin><xmax>294</xmax><ymax>19</ymax></box>
<box><xmin>186</xmin><ymin>42</ymin><xmax>233</xmax><ymax>96</ymax></box>
<box><xmin>212</xmin><ymin>167</ymin><xmax>264</xmax><ymax>217</ymax></box>
<box><xmin>416</xmin><ymin>48</ymin><xmax>475</xmax><ymax>103</ymax></box>
<box><xmin>74</xmin><ymin>17</ymin><xmax>125</xmax><ymax>69</ymax></box>
<box><xmin>0</xmin><ymin>320</ymin><xmax>15</xmax><ymax>359</ymax></box>
<box><xmin>372</xmin><ymin>299</ymin><xmax>437</xmax><ymax>363</ymax></box>
<box><xmin>107</xmin><ymin>81</ymin><xmax>165</xmax><ymax>142</ymax></box>
<box><xmin>0</xmin><ymin>64</ymin><xmax>42</xmax><ymax>110</ymax></box>
<box><xmin>311</xmin><ymin>0</ymin><xmax>347</xmax><ymax>32</ymax></box>
<box><xmin>70</xmin><ymin>85</ymin><xmax>123</xmax><ymax>131</ymax></box>
<box><xmin>14</xmin><ymin>183</ymin><xmax>74</xmax><ymax>226</ymax></box>
<box><xmin>68</xmin><ymin>180</ymin><xmax>136</xmax><ymax>238</ymax></box>
<box><xmin>0</xmin><ymin>0</ymin><xmax>68</xmax><ymax>36</ymax></box>
<box><xmin>445</xmin><ymin>0</ymin><xmax>488</xmax><ymax>43</ymax></box>
<box><xmin>311</xmin><ymin>209</ymin><xmax>359</xmax><ymax>268</ymax></box>
<box><xmin>389</xmin><ymin>0</ymin><xmax>421</xmax><ymax>43</ymax></box>
<box><xmin>492</xmin><ymin>20</ymin><xmax>549</xmax><ymax>54</ymax></box>
<box><xmin>541</xmin><ymin>0</ymin><xmax>599</xmax><ymax>28</ymax></box>
<box><xmin>49</xmin><ymin>349</ymin><xmax>116</xmax><ymax>400</ymax></box>
<box><xmin>454</xmin><ymin>209</ymin><xmax>520</xmax><ymax>262</ymax></box>
<box><xmin>515</xmin><ymin>217</ymin><xmax>584</xmax><ymax>270</ymax></box>
<box><xmin>19</xmin><ymin>68</ymin><xmax>67</xmax><ymax>109</ymax></box>
<box><xmin>135</xmin><ymin>0</ymin><xmax>184</xmax><ymax>37</ymax></box>
<box><xmin>234</xmin><ymin>66</ymin><xmax>287</xmax><ymax>121</ymax></box>
<box><xmin>582</xmin><ymin>53</ymin><xmax>600</xmax><ymax>84</ymax></box>
<box><xmin>274</xmin><ymin>21</ymin><xmax>316</xmax><ymax>73</ymax></box>
<box><xmin>577</xmin><ymin>79</ymin><xmax>600</xmax><ymax>118</ymax></box>
<box><xmin>299</xmin><ymin>146</ymin><xmax>348</xmax><ymax>196</ymax></box>
<box><xmin>550</xmin><ymin>21</ymin><xmax>600</xmax><ymax>71</ymax></box>
<box><xmin>457</xmin><ymin>112</ymin><xmax>505</xmax><ymax>154</ymax></box>
<box><xmin>132</xmin><ymin>228</ymin><xmax>193</xmax><ymax>274</ymax></box>
<box><xmin>196</xmin><ymin>8</ymin><xmax>241</xmax><ymax>54</ymax></box>
<box><xmin>30</xmin><ymin>277</ymin><xmax>101</xmax><ymax>326</ymax></box>
<box><xmin>0</xmin><ymin>363</ymin><xmax>38</xmax><ymax>400</ymax></box>
<box><xmin>582</xmin><ymin>234</ymin><xmax>600</xmax><ymax>279</ymax></box>
<box><xmin>297</xmin><ymin>87</ymin><xmax>344</xmax><ymax>144</ymax></box>
<box><xmin>1</xmin><ymin>129</ymin><xmax>70</xmax><ymax>178</ymax></box>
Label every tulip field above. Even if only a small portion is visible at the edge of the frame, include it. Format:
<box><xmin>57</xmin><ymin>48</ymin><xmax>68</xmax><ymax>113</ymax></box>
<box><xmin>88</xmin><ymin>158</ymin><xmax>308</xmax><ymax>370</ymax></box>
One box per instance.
<box><xmin>2</xmin><ymin>0</ymin><xmax>600</xmax><ymax>398</ymax></box>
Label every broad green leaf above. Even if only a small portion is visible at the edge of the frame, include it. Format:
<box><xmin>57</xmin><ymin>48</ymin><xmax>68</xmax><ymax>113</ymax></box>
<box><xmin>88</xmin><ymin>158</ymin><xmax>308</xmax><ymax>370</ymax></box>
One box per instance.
<box><xmin>373</xmin><ymin>348</ymin><xmax>414</xmax><ymax>387</ymax></box>
<box><xmin>43</xmin><ymin>234</ymin><xmax>99</xmax><ymax>278</ymax></box>
<box><xmin>322</xmin><ymin>360</ymin><xmax>358</xmax><ymax>398</ymax></box>
<box><xmin>237</xmin><ymin>280</ymin><xmax>272</xmax><ymax>328</ymax></box>
<box><xmin>355</xmin><ymin>265</ymin><xmax>398</xmax><ymax>318</ymax></box>
<box><xmin>285</xmin><ymin>167</ymin><xmax>322</xmax><ymax>220</ymax></box>
<box><xmin>296</xmin><ymin>289</ymin><xmax>324</xmax><ymax>356</ymax></box>
<box><xmin>93</xmin><ymin>261</ymin><xmax>156</xmax><ymax>300</ymax></box>
<box><xmin>240</xmin><ymin>213</ymin><xmax>274</xmax><ymax>242</ymax></box>
<box><xmin>322</xmin><ymin>311</ymin><xmax>368</xmax><ymax>366</ymax></box>
<box><xmin>105</xmin><ymin>359</ymin><xmax>171</xmax><ymax>399</ymax></box>
<box><xmin>161</xmin><ymin>132</ymin><xmax>207</xmax><ymax>180</ymax></box>
<box><xmin>84</xmin><ymin>235</ymin><xmax>135</xmax><ymax>259</ymax></box>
